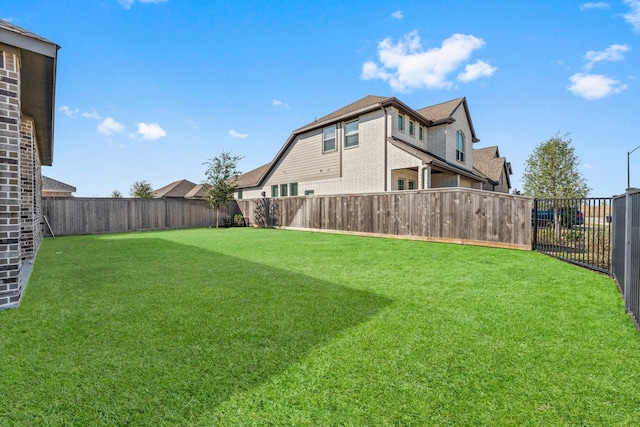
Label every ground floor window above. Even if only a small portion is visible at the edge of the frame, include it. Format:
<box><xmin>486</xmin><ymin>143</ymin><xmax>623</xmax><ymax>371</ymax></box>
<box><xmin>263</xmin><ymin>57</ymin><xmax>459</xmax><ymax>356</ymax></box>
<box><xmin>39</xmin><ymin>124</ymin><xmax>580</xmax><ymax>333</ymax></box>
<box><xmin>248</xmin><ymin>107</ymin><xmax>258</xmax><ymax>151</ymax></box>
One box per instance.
<box><xmin>280</xmin><ymin>184</ymin><xmax>288</xmax><ymax>197</ymax></box>
<box><xmin>290</xmin><ymin>183</ymin><xmax>298</xmax><ymax>196</ymax></box>
<box><xmin>398</xmin><ymin>179</ymin><xmax>405</xmax><ymax>190</ymax></box>
<box><xmin>408</xmin><ymin>180</ymin><xmax>416</xmax><ymax>190</ymax></box>
<box><xmin>271</xmin><ymin>185</ymin><xmax>278</xmax><ymax>197</ymax></box>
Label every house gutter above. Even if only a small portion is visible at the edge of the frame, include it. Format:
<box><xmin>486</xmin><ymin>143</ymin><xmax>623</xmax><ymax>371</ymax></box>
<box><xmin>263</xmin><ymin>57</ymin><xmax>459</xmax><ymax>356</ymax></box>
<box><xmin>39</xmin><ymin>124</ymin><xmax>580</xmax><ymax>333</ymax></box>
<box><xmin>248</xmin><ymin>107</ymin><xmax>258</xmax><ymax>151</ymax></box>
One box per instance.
<box><xmin>420</xmin><ymin>163</ymin><xmax>431</xmax><ymax>189</ymax></box>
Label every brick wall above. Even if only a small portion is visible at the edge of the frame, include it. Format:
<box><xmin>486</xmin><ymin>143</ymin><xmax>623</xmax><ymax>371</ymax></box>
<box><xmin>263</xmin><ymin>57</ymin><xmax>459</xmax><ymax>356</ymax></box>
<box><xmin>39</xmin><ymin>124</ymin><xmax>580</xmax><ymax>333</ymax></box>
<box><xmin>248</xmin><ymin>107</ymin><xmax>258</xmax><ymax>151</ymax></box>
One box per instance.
<box><xmin>20</xmin><ymin>118</ymin><xmax>39</xmax><ymax>259</ymax></box>
<box><xmin>0</xmin><ymin>48</ymin><xmax>23</xmax><ymax>308</ymax></box>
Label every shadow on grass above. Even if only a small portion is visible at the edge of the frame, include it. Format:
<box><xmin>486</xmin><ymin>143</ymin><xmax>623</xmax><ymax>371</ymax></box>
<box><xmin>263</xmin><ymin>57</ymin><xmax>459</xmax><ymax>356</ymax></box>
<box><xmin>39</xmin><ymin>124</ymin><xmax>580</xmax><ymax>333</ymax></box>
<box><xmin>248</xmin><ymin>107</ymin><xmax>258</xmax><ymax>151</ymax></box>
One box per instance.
<box><xmin>1</xmin><ymin>235</ymin><xmax>391</xmax><ymax>425</ymax></box>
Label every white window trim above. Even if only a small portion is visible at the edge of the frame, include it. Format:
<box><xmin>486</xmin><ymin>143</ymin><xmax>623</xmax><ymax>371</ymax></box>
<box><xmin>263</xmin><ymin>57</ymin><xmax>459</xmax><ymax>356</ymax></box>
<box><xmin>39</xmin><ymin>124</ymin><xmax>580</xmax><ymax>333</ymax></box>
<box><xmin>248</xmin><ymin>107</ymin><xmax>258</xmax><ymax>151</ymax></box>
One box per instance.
<box><xmin>323</xmin><ymin>125</ymin><xmax>337</xmax><ymax>153</ymax></box>
<box><xmin>344</xmin><ymin>119</ymin><xmax>359</xmax><ymax>148</ymax></box>
<box><xmin>456</xmin><ymin>130</ymin><xmax>466</xmax><ymax>163</ymax></box>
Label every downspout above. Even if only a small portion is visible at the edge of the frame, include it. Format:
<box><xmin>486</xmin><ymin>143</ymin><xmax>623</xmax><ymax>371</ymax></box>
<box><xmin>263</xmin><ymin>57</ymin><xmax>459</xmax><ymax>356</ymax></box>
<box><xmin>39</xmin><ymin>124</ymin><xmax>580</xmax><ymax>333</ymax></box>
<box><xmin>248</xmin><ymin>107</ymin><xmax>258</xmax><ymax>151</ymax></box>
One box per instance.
<box><xmin>420</xmin><ymin>162</ymin><xmax>432</xmax><ymax>189</ymax></box>
<box><xmin>382</xmin><ymin>105</ymin><xmax>388</xmax><ymax>191</ymax></box>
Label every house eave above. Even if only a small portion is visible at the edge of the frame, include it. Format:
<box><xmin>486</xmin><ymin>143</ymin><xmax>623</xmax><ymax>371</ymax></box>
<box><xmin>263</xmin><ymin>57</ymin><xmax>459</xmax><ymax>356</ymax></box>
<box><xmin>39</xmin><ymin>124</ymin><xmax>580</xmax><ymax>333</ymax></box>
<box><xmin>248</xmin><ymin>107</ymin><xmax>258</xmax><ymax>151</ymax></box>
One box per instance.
<box><xmin>1</xmin><ymin>23</ymin><xmax>60</xmax><ymax>166</ymax></box>
<box><xmin>388</xmin><ymin>136</ymin><xmax>485</xmax><ymax>183</ymax></box>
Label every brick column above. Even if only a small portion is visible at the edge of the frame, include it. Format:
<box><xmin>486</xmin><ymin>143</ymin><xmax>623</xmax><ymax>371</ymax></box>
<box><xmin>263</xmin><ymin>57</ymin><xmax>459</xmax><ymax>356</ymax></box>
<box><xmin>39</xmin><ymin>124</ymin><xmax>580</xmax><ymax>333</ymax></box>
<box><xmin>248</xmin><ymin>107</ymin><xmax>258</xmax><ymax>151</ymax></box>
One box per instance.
<box><xmin>0</xmin><ymin>48</ymin><xmax>23</xmax><ymax>308</ymax></box>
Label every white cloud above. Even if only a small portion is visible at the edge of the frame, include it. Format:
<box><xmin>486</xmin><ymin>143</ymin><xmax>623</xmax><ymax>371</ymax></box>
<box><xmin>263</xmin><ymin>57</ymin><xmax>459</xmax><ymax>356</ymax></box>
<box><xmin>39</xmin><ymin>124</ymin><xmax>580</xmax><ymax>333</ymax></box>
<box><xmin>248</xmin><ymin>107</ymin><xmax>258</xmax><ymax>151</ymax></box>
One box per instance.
<box><xmin>136</xmin><ymin>122</ymin><xmax>166</xmax><ymax>140</ymax></box>
<box><xmin>579</xmin><ymin>2</ymin><xmax>609</xmax><ymax>10</ymax></box>
<box><xmin>457</xmin><ymin>60</ymin><xmax>497</xmax><ymax>83</ymax></box>
<box><xmin>59</xmin><ymin>105</ymin><xmax>79</xmax><ymax>118</ymax></box>
<box><xmin>229</xmin><ymin>129</ymin><xmax>248</xmax><ymax>138</ymax></box>
<box><xmin>184</xmin><ymin>119</ymin><xmax>199</xmax><ymax>130</ymax></box>
<box><xmin>273</xmin><ymin>99</ymin><xmax>290</xmax><ymax>109</ymax></box>
<box><xmin>82</xmin><ymin>110</ymin><xmax>102</xmax><ymax>120</ymax></box>
<box><xmin>624</xmin><ymin>0</ymin><xmax>640</xmax><ymax>32</ymax></box>
<box><xmin>391</xmin><ymin>10</ymin><xmax>404</xmax><ymax>20</ymax></box>
<box><xmin>98</xmin><ymin>117</ymin><xmax>125</xmax><ymax>135</ymax></box>
<box><xmin>584</xmin><ymin>44</ymin><xmax>629</xmax><ymax>69</ymax></box>
<box><xmin>567</xmin><ymin>73</ymin><xmax>627</xmax><ymax>99</ymax></box>
<box><xmin>118</xmin><ymin>0</ymin><xmax>167</xmax><ymax>9</ymax></box>
<box><xmin>361</xmin><ymin>31</ymin><xmax>494</xmax><ymax>92</ymax></box>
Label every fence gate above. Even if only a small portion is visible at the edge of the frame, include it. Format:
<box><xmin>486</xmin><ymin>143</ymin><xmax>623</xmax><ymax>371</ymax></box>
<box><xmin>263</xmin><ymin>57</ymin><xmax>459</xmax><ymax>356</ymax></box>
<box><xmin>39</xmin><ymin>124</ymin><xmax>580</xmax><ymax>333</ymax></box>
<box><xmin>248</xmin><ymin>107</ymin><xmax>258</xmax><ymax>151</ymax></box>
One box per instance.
<box><xmin>532</xmin><ymin>198</ymin><xmax>612</xmax><ymax>274</ymax></box>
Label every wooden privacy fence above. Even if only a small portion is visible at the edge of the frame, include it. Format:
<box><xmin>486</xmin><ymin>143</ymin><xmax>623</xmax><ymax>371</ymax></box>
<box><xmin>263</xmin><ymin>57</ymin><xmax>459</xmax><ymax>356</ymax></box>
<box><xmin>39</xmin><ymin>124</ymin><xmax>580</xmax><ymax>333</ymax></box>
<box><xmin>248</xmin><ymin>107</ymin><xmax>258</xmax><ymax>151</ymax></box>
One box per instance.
<box><xmin>237</xmin><ymin>188</ymin><xmax>532</xmax><ymax>249</ymax></box>
<box><xmin>42</xmin><ymin>198</ymin><xmax>238</xmax><ymax>236</ymax></box>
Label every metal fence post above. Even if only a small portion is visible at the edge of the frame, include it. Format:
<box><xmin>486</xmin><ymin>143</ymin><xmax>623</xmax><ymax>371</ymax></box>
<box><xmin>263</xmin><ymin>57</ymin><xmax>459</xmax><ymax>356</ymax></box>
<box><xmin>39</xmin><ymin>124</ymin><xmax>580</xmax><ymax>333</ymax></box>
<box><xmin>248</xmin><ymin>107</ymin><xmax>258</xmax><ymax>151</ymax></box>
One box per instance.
<box><xmin>532</xmin><ymin>198</ymin><xmax>538</xmax><ymax>250</ymax></box>
<box><xmin>625</xmin><ymin>189</ymin><xmax>632</xmax><ymax>311</ymax></box>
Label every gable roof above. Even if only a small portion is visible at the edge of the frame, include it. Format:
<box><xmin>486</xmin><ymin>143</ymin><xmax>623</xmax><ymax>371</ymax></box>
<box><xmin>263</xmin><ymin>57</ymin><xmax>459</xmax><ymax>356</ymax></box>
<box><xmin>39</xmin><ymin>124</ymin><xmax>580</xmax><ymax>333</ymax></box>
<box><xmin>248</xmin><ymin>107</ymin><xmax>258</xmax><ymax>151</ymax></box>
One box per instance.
<box><xmin>0</xmin><ymin>20</ymin><xmax>60</xmax><ymax>166</ymax></box>
<box><xmin>185</xmin><ymin>183</ymin><xmax>209</xmax><ymax>199</ymax></box>
<box><xmin>153</xmin><ymin>179</ymin><xmax>197</xmax><ymax>198</ymax></box>
<box><xmin>42</xmin><ymin>176</ymin><xmax>76</xmax><ymax>193</ymax></box>
<box><xmin>416</xmin><ymin>97</ymin><xmax>479</xmax><ymax>143</ymax></box>
<box><xmin>235</xmin><ymin>163</ymin><xmax>271</xmax><ymax>189</ymax></box>
<box><xmin>298</xmin><ymin>95</ymin><xmax>390</xmax><ymax>130</ymax></box>
<box><xmin>473</xmin><ymin>146</ymin><xmax>512</xmax><ymax>188</ymax></box>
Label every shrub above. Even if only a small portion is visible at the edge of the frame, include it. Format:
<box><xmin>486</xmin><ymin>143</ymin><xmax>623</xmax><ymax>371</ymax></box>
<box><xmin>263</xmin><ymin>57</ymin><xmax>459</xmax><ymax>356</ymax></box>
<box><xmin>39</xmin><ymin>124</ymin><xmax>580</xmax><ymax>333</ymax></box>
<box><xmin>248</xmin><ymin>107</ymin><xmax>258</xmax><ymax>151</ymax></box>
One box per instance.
<box><xmin>233</xmin><ymin>214</ymin><xmax>245</xmax><ymax>227</ymax></box>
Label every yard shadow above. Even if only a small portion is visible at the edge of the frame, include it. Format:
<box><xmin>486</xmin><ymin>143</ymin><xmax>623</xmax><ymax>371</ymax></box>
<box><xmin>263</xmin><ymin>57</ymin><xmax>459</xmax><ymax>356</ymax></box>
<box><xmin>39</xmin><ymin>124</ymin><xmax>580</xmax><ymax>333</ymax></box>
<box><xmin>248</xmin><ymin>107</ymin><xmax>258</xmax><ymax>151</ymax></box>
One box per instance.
<box><xmin>11</xmin><ymin>235</ymin><xmax>391</xmax><ymax>425</ymax></box>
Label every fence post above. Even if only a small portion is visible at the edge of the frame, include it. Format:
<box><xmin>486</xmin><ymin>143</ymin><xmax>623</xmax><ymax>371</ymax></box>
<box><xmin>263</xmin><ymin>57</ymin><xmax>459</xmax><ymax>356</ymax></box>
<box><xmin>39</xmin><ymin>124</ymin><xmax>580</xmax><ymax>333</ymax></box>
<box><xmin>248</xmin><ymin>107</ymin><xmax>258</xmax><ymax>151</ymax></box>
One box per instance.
<box><xmin>625</xmin><ymin>189</ymin><xmax>632</xmax><ymax>311</ymax></box>
<box><xmin>532</xmin><ymin>198</ymin><xmax>538</xmax><ymax>250</ymax></box>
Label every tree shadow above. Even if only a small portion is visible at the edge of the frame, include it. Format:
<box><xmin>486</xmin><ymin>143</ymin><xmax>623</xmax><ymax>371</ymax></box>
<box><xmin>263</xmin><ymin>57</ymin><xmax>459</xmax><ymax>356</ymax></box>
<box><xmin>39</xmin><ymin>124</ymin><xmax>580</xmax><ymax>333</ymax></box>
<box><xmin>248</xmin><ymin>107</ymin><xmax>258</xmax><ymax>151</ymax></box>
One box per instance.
<box><xmin>4</xmin><ymin>235</ymin><xmax>391</xmax><ymax>425</ymax></box>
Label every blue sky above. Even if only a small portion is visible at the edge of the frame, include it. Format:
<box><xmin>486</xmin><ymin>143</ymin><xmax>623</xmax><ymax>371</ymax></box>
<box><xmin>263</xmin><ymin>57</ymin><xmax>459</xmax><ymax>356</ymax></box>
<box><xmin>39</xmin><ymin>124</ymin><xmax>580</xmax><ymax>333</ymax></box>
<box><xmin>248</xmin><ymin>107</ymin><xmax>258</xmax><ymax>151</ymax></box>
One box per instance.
<box><xmin>4</xmin><ymin>0</ymin><xmax>640</xmax><ymax>197</ymax></box>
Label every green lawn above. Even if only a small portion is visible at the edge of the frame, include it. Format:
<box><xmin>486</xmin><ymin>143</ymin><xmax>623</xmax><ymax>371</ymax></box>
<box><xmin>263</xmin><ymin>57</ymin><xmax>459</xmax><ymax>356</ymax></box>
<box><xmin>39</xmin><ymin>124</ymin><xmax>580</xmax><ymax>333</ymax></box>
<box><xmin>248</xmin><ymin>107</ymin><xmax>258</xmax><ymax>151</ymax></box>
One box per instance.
<box><xmin>2</xmin><ymin>228</ymin><xmax>640</xmax><ymax>426</ymax></box>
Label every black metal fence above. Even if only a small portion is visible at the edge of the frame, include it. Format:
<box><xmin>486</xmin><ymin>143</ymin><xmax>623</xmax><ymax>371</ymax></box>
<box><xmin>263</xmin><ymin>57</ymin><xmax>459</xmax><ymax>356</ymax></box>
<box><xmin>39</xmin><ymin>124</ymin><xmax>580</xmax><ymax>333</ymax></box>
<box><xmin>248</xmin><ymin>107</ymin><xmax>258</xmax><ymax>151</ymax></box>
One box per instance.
<box><xmin>532</xmin><ymin>198</ymin><xmax>612</xmax><ymax>274</ymax></box>
<box><xmin>611</xmin><ymin>189</ymin><xmax>640</xmax><ymax>329</ymax></box>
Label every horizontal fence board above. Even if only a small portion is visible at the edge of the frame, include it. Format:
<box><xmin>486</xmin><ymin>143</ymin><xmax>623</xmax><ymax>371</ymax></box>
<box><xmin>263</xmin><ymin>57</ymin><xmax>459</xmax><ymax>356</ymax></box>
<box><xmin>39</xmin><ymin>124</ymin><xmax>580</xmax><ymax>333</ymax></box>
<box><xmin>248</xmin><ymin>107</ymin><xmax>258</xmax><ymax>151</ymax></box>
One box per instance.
<box><xmin>237</xmin><ymin>188</ymin><xmax>531</xmax><ymax>249</ymax></box>
<box><xmin>43</xmin><ymin>198</ymin><xmax>238</xmax><ymax>236</ymax></box>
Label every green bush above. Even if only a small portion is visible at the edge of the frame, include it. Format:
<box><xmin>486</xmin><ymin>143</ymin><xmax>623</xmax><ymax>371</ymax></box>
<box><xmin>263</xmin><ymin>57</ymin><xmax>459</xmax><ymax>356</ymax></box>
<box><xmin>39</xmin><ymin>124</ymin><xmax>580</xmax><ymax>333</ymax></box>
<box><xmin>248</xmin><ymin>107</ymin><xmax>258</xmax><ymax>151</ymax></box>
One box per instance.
<box><xmin>233</xmin><ymin>214</ymin><xmax>245</xmax><ymax>227</ymax></box>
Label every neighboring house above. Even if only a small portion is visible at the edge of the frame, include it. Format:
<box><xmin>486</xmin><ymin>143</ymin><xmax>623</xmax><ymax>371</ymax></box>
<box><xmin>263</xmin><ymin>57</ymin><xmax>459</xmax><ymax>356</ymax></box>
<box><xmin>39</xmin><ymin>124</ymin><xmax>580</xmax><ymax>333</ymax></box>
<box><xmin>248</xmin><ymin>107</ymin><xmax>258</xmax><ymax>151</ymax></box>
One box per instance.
<box><xmin>0</xmin><ymin>21</ymin><xmax>59</xmax><ymax>309</ymax></box>
<box><xmin>42</xmin><ymin>176</ymin><xmax>76</xmax><ymax>197</ymax></box>
<box><xmin>152</xmin><ymin>179</ymin><xmax>212</xmax><ymax>200</ymax></box>
<box><xmin>184</xmin><ymin>184</ymin><xmax>209</xmax><ymax>200</ymax></box>
<box><xmin>473</xmin><ymin>146</ymin><xmax>512</xmax><ymax>193</ymax></box>
<box><xmin>237</xmin><ymin>95</ymin><xmax>488</xmax><ymax>199</ymax></box>
<box><xmin>153</xmin><ymin>179</ymin><xmax>196</xmax><ymax>198</ymax></box>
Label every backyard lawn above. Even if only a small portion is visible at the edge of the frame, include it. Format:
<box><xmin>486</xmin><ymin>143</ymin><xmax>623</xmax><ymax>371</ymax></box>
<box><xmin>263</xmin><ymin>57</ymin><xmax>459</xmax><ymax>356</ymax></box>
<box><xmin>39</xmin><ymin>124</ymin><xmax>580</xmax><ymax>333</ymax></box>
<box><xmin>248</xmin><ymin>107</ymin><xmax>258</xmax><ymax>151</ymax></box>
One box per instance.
<box><xmin>2</xmin><ymin>228</ymin><xmax>640</xmax><ymax>426</ymax></box>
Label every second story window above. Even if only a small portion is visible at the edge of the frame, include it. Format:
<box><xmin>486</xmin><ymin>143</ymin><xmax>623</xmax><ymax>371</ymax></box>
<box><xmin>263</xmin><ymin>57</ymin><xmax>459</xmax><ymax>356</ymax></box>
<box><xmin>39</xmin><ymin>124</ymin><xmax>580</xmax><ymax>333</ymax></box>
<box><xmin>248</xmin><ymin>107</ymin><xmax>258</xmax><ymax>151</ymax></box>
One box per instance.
<box><xmin>271</xmin><ymin>185</ymin><xmax>278</xmax><ymax>197</ymax></box>
<box><xmin>409</xmin><ymin>120</ymin><xmax>415</xmax><ymax>137</ymax></box>
<box><xmin>398</xmin><ymin>114</ymin><xmax>405</xmax><ymax>131</ymax></box>
<box><xmin>419</xmin><ymin>126</ymin><xmax>424</xmax><ymax>141</ymax></box>
<box><xmin>456</xmin><ymin>130</ymin><xmax>465</xmax><ymax>162</ymax></box>
<box><xmin>345</xmin><ymin>120</ymin><xmax>359</xmax><ymax>148</ymax></box>
<box><xmin>323</xmin><ymin>125</ymin><xmax>336</xmax><ymax>152</ymax></box>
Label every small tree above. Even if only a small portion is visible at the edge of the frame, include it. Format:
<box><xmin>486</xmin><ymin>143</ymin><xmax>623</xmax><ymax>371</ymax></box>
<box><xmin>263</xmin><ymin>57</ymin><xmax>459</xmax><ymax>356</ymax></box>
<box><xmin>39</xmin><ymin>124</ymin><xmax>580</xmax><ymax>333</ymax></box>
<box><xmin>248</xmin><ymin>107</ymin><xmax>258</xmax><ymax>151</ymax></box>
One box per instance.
<box><xmin>203</xmin><ymin>151</ymin><xmax>243</xmax><ymax>227</ymax></box>
<box><xmin>130</xmin><ymin>180</ymin><xmax>154</xmax><ymax>198</ymax></box>
<box><xmin>522</xmin><ymin>132</ymin><xmax>590</xmax><ymax>199</ymax></box>
<box><xmin>111</xmin><ymin>190</ymin><xmax>123</xmax><ymax>198</ymax></box>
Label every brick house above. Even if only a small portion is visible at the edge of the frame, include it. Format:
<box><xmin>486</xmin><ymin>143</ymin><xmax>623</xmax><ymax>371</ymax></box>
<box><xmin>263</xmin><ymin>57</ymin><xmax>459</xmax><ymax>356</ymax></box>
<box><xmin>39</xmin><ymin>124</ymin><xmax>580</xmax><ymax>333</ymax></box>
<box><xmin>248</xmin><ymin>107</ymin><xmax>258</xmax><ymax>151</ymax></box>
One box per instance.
<box><xmin>0</xmin><ymin>21</ymin><xmax>59</xmax><ymax>309</ymax></box>
<box><xmin>236</xmin><ymin>95</ymin><xmax>489</xmax><ymax>199</ymax></box>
